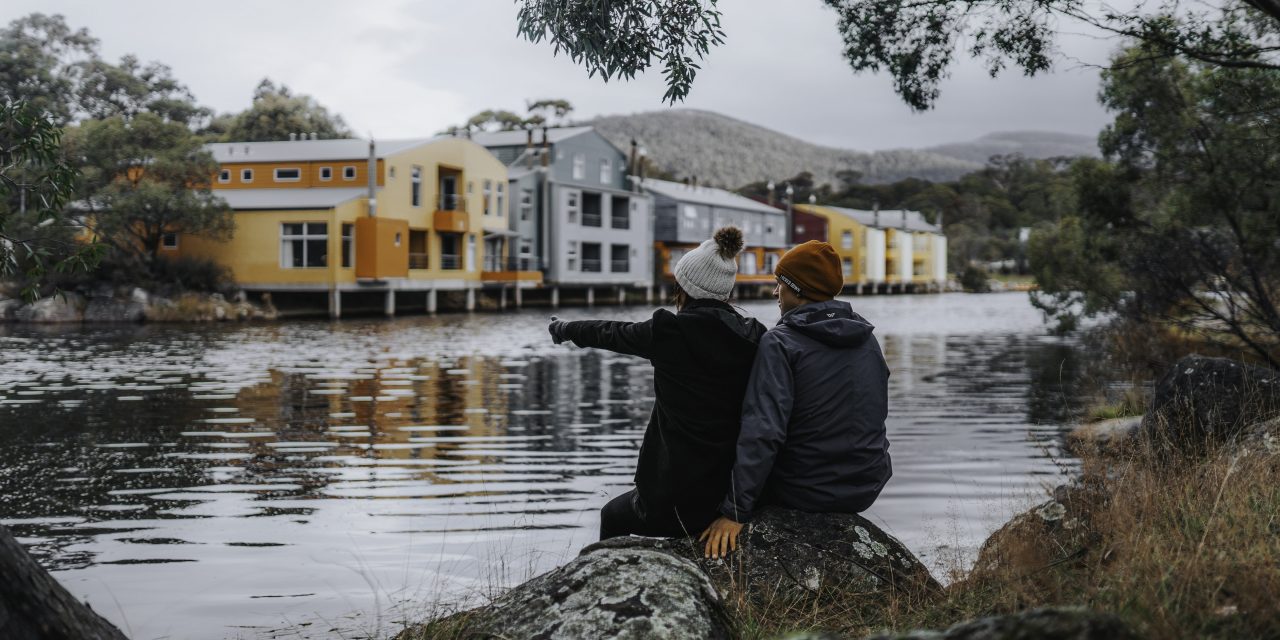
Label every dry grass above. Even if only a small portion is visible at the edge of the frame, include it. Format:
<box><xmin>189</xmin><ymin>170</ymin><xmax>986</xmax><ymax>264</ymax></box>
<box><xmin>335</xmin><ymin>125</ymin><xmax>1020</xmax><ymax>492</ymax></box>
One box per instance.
<box><xmin>726</xmin><ymin>437</ymin><xmax>1280</xmax><ymax>640</ymax></box>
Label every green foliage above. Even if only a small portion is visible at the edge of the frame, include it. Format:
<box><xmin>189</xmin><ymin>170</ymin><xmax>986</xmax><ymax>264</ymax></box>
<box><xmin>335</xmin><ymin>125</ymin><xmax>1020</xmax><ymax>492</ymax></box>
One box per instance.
<box><xmin>0</xmin><ymin>13</ymin><xmax>96</xmax><ymax>125</ymax></box>
<box><xmin>0</xmin><ymin>100</ymin><xmax>98</xmax><ymax>299</ymax></box>
<box><xmin>77</xmin><ymin>55</ymin><xmax>208</xmax><ymax>125</ymax></box>
<box><xmin>515</xmin><ymin>0</ymin><xmax>725</xmax><ymax>104</ymax></box>
<box><xmin>69</xmin><ymin>112</ymin><xmax>233</xmax><ymax>268</ymax></box>
<box><xmin>444</xmin><ymin>99</ymin><xmax>576</xmax><ymax>134</ymax></box>
<box><xmin>1030</xmin><ymin>44</ymin><xmax>1280</xmax><ymax>367</ymax></box>
<box><xmin>212</xmin><ymin>78</ymin><xmax>351</xmax><ymax>142</ymax></box>
<box><xmin>958</xmin><ymin>265</ymin><xmax>990</xmax><ymax>293</ymax></box>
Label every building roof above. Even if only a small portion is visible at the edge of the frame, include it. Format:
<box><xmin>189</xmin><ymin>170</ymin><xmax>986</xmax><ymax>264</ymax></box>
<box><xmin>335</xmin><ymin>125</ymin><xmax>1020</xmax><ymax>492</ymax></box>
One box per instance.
<box><xmin>642</xmin><ymin>178</ymin><xmax>784</xmax><ymax>216</ymax></box>
<box><xmin>824</xmin><ymin>206</ymin><xmax>942</xmax><ymax>234</ymax></box>
<box><xmin>206</xmin><ymin>137</ymin><xmax>445</xmax><ymax>163</ymax></box>
<box><xmin>470</xmin><ymin>126</ymin><xmax>594</xmax><ymax>148</ymax></box>
<box><xmin>216</xmin><ymin>188</ymin><xmax>369</xmax><ymax>210</ymax></box>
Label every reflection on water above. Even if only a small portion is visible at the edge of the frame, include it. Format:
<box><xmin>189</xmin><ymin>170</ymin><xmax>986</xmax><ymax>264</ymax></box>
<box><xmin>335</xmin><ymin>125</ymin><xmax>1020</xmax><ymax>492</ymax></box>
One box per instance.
<box><xmin>0</xmin><ymin>293</ymin><xmax>1086</xmax><ymax>639</ymax></box>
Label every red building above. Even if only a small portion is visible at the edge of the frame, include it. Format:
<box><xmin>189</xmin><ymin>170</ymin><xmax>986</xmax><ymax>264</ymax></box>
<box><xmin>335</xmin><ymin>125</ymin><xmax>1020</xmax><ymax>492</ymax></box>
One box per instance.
<box><xmin>792</xmin><ymin>207</ymin><xmax>829</xmax><ymax>244</ymax></box>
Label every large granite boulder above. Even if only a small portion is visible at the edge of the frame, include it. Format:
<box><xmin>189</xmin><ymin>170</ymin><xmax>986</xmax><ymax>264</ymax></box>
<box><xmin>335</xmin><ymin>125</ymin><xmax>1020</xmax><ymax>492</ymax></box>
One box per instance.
<box><xmin>973</xmin><ymin>482</ymin><xmax>1104</xmax><ymax>579</ymax></box>
<box><xmin>1141</xmin><ymin>355</ymin><xmax>1280</xmax><ymax>454</ymax></box>
<box><xmin>584</xmin><ymin>507</ymin><xmax>940</xmax><ymax>605</ymax></box>
<box><xmin>397</xmin><ymin>543</ymin><xmax>731</xmax><ymax>640</ymax></box>
<box><xmin>863</xmin><ymin>607</ymin><xmax>1139</xmax><ymax>640</ymax></box>
<box><xmin>13</xmin><ymin>293</ymin><xmax>85</xmax><ymax>323</ymax></box>
<box><xmin>83</xmin><ymin>298</ymin><xmax>146</xmax><ymax>323</ymax></box>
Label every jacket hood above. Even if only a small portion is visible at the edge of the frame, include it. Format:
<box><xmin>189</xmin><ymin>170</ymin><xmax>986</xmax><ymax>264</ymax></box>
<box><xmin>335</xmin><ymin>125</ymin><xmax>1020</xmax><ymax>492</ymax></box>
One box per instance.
<box><xmin>779</xmin><ymin>300</ymin><xmax>874</xmax><ymax>347</ymax></box>
<box><xmin>684</xmin><ymin>299</ymin><xmax>767</xmax><ymax>345</ymax></box>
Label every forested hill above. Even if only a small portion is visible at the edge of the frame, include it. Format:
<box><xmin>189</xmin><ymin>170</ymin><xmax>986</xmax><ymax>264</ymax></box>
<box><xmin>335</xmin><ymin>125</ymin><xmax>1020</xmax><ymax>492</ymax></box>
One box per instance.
<box><xmin>588</xmin><ymin>109</ymin><xmax>1098</xmax><ymax>189</ymax></box>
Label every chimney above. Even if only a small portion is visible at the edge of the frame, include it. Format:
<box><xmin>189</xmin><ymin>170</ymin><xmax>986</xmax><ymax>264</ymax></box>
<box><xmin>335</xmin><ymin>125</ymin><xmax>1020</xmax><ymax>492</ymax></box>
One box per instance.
<box><xmin>526</xmin><ymin>129</ymin><xmax>534</xmax><ymax>169</ymax></box>
<box><xmin>289</xmin><ymin>132</ymin><xmax>297</xmax><ymax>141</ymax></box>
<box><xmin>540</xmin><ymin>126</ymin><xmax>549</xmax><ymax>168</ymax></box>
<box><xmin>628</xmin><ymin>138</ymin><xmax>637</xmax><ymax>179</ymax></box>
<box><xmin>367</xmin><ymin>139</ymin><xmax>377</xmax><ymax>217</ymax></box>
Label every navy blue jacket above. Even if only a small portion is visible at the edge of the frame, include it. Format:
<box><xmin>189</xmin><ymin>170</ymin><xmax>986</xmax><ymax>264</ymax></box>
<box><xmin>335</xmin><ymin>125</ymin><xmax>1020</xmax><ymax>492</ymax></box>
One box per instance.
<box><xmin>719</xmin><ymin>299</ymin><xmax>892</xmax><ymax>522</ymax></box>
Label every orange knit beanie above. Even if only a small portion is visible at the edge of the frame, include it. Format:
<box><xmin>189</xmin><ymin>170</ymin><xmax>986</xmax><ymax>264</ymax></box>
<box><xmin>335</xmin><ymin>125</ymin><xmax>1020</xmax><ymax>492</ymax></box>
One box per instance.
<box><xmin>775</xmin><ymin>241</ymin><xmax>843</xmax><ymax>301</ymax></box>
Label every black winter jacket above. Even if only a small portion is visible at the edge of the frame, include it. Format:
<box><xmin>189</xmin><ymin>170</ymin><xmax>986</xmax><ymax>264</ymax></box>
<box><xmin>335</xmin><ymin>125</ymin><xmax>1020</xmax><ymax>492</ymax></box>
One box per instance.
<box><xmin>560</xmin><ymin>300</ymin><xmax>766</xmax><ymax>533</ymax></box>
<box><xmin>719</xmin><ymin>299</ymin><xmax>892</xmax><ymax>522</ymax></box>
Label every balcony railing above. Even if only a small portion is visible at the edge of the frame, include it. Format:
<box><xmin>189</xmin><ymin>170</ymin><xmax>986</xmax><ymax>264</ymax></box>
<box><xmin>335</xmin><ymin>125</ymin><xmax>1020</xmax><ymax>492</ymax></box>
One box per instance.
<box><xmin>409</xmin><ymin>253</ymin><xmax>429</xmax><ymax>269</ymax></box>
<box><xmin>438</xmin><ymin>194</ymin><xmax>466</xmax><ymax>212</ymax></box>
<box><xmin>610</xmin><ymin>259</ymin><xmax>630</xmax><ymax>273</ymax></box>
<box><xmin>440</xmin><ymin>254</ymin><xmax>462</xmax><ymax>270</ymax></box>
<box><xmin>484</xmin><ymin>256</ymin><xmax>543</xmax><ymax>272</ymax></box>
<box><xmin>581</xmin><ymin>212</ymin><xmax>602</xmax><ymax>227</ymax></box>
<box><xmin>611</xmin><ymin>215</ymin><xmax>630</xmax><ymax>229</ymax></box>
<box><xmin>581</xmin><ymin>258</ymin><xmax>602</xmax><ymax>273</ymax></box>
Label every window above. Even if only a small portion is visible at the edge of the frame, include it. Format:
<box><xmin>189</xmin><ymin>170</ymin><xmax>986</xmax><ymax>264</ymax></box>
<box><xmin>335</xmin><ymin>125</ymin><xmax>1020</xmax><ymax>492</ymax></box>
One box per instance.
<box><xmin>842</xmin><ymin>257</ymin><xmax>853</xmax><ymax>277</ymax></box>
<box><xmin>599</xmin><ymin>158</ymin><xmax>611</xmax><ymax>184</ymax></box>
<box><xmin>765</xmin><ymin>252</ymin><xmax>780</xmax><ymax>274</ymax></box>
<box><xmin>668</xmin><ymin>248</ymin><xmax>687</xmax><ymax>272</ymax></box>
<box><xmin>582</xmin><ymin>242</ymin><xmax>602</xmax><ymax>272</ymax></box>
<box><xmin>411</xmin><ymin>166</ymin><xmax>422</xmax><ymax>207</ymax></box>
<box><xmin>766</xmin><ymin>223</ymin><xmax>774</xmax><ymax>235</ymax></box>
<box><xmin>343</xmin><ymin>166</ymin><xmax>356</xmax><ymax>180</ymax></box>
<box><xmin>566</xmin><ymin>191</ymin><xmax>580</xmax><ymax>224</ymax></box>
<box><xmin>162</xmin><ymin>232</ymin><xmax>178</xmax><ymax>249</ymax></box>
<box><xmin>281</xmin><ymin>222</ymin><xmax>328</xmax><ymax>268</ymax></box>
<box><xmin>274</xmin><ymin>167</ymin><xmax>301</xmax><ymax>182</ymax></box>
<box><xmin>739</xmin><ymin>251</ymin><xmax>758</xmax><ymax>275</ymax></box>
<box><xmin>218</xmin><ymin>169</ymin><xmax>230</xmax><ymax>184</ymax></box>
<box><xmin>582</xmin><ymin>192</ymin><xmax>602</xmax><ymax>227</ymax></box>
<box><xmin>241</xmin><ymin>168</ymin><xmax>254</xmax><ymax>183</ymax></box>
<box><xmin>394</xmin><ymin>232</ymin><xmax>402</xmax><ymax>247</ymax></box>
<box><xmin>611</xmin><ymin>196</ymin><xmax>630</xmax><ymax>229</ymax></box>
<box><xmin>842</xmin><ymin>230</ymin><xmax>853</xmax><ymax>249</ymax></box>
<box><xmin>520</xmin><ymin>188</ymin><xmax>534</xmax><ymax>221</ymax></box>
<box><xmin>320</xmin><ymin>166</ymin><xmax>332</xmax><ymax>181</ymax></box>
<box><xmin>610</xmin><ymin>244</ymin><xmax>629</xmax><ymax>272</ymax></box>
<box><xmin>572</xmin><ymin>154</ymin><xmax>585</xmax><ymax>180</ymax></box>
<box><xmin>341</xmin><ymin>223</ymin><xmax>354</xmax><ymax>268</ymax></box>
<box><xmin>496</xmin><ymin>183</ymin><xmax>505</xmax><ymax>217</ymax></box>
<box><xmin>388</xmin><ymin>166</ymin><xmax>396</xmax><ymax>179</ymax></box>
<box><xmin>466</xmin><ymin>234</ymin><xmax>476</xmax><ymax>272</ymax></box>
<box><xmin>483</xmin><ymin>179</ymin><xmax>492</xmax><ymax>215</ymax></box>
<box><xmin>682</xmin><ymin>205</ymin><xmax>698</xmax><ymax>231</ymax></box>
<box><xmin>567</xmin><ymin>241</ymin><xmax>578</xmax><ymax>271</ymax></box>
<box><xmin>520</xmin><ymin>238</ymin><xmax>532</xmax><ymax>254</ymax></box>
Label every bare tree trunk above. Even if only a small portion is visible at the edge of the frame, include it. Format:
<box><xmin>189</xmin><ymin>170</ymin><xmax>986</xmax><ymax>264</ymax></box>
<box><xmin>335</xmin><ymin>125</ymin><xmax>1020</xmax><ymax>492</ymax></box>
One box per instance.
<box><xmin>0</xmin><ymin>524</ymin><xmax>128</xmax><ymax>640</ymax></box>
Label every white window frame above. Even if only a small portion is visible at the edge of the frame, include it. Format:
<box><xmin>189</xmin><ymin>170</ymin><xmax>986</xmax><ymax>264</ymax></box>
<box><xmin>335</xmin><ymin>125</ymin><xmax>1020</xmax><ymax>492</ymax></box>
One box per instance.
<box><xmin>161</xmin><ymin>232</ymin><xmax>179</xmax><ymax>249</ymax></box>
<box><xmin>411</xmin><ymin>166</ymin><xmax>422</xmax><ymax>207</ymax></box>
<box><xmin>341</xmin><ymin>223</ymin><xmax>354</xmax><ymax>268</ymax></box>
<box><xmin>274</xmin><ymin>167</ymin><xmax>302</xmax><ymax>182</ymax></box>
<box><xmin>342</xmin><ymin>166</ymin><xmax>356</xmax><ymax>181</ymax></box>
<box><xmin>520</xmin><ymin>188</ymin><xmax>534</xmax><ymax>221</ymax></box>
<box><xmin>567</xmin><ymin>240</ymin><xmax>578</xmax><ymax>271</ymax></box>
<box><xmin>842</xmin><ymin>230</ymin><xmax>853</xmax><ymax>250</ymax></box>
<box><xmin>280</xmin><ymin>222</ymin><xmax>328</xmax><ymax>269</ymax></box>
<box><xmin>218</xmin><ymin>169</ymin><xmax>230</xmax><ymax>184</ymax></box>
<box><xmin>319</xmin><ymin>166</ymin><xmax>333</xmax><ymax>181</ymax></box>
<box><xmin>483</xmin><ymin>179</ymin><xmax>493</xmax><ymax>216</ymax></box>
<box><xmin>566</xmin><ymin>191</ymin><xmax>580</xmax><ymax>224</ymax></box>
<box><xmin>572</xmin><ymin>154</ymin><xmax>585</xmax><ymax>180</ymax></box>
<box><xmin>496</xmin><ymin>183</ymin><xmax>505</xmax><ymax>218</ymax></box>
<box><xmin>599</xmin><ymin>158</ymin><xmax>611</xmax><ymax>184</ymax></box>
<box><xmin>241</xmin><ymin>168</ymin><xmax>254</xmax><ymax>183</ymax></box>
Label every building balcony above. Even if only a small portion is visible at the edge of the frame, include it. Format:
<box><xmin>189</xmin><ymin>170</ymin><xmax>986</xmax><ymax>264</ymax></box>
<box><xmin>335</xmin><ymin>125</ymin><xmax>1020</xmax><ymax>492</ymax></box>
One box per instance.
<box><xmin>581</xmin><ymin>212</ymin><xmax>602</xmax><ymax>227</ymax></box>
<box><xmin>611</xmin><ymin>215</ymin><xmax>630</xmax><ymax>229</ymax></box>
<box><xmin>581</xmin><ymin>259</ymin><xmax>602</xmax><ymax>273</ymax></box>
<box><xmin>482</xmin><ymin>256</ymin><xmax>544</xmax><ymax>283</ymax></box>
<box><xmin>610</xmin><ymin>259</ymin><xmax>630</xmax><ymax>273</ymax></box>
<box><xmin>440</xmin><ymin>254</ymin><xmax>462</xmax><ymax>270</ymax></box>
<box><xmin>433</xmin><ymin>210</ymin><xmax>469</xmax><ymax>233</ymax></box>
<box><xmin>409</xmin><ymin>253</ymin><xmax>430</xmax><ymax>270</ymax></box>
<box><xmin>439</xmin><ymin>193</ymin><xmax>466</xmax><ymax>212</ymax></box>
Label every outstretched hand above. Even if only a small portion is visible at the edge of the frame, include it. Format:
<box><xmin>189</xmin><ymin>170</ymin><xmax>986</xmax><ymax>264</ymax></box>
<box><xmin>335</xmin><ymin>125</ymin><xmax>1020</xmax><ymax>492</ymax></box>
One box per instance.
<box><xmin>548</xmin><ymin>315</ymin><xmax>569</xmax><ymax>345</ymax></box>
<box><xmin>699</xmin><ymin>516</ymin><xmax>744</xmax><ymax>559</ymax></box>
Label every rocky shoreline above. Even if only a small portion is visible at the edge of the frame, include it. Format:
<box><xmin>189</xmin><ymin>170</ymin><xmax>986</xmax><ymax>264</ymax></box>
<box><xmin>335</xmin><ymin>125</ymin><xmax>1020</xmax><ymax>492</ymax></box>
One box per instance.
<box><xmin>0</xmin><ymin>286</ymin><xmax>277</xmax><ymax>323</ymax></box>
<box><xmin>394</xmin><ymin>354</ymin><xmax>1280</xmax><ymax>640</ymax></box>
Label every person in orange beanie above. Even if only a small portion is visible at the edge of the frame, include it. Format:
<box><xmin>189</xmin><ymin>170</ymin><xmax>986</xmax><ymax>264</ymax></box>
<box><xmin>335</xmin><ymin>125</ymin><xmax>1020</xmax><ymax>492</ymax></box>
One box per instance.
<box><xmin>700</xmin><ymin>240</ymin><xmax>893</xmax><ymax>558</ymax></box>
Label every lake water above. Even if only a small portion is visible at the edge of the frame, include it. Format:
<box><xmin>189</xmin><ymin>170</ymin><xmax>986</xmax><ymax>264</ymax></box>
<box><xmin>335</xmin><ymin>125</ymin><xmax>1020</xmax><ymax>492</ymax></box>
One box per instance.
<box><xmin>0</xmin><ymin>292</ymin><xmax>1087</xmax><ymax>639</ymax></box>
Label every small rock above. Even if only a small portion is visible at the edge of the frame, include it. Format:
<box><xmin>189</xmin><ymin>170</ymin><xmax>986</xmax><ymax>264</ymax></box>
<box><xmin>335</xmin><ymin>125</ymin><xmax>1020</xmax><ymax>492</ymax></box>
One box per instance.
<box><xmin>1067</xmin><ymin>416</ymin><xmax>1142</xmax><ymax>454</ymax></box>
<box><xmin>14</xmin><ymin>293</ymin><xmax>85</xmax><ymax>323</ymax></box>
<box><xmin>213</xmin><ymin>305</ymin><xmax>226</xmax><ymax>321</ymax></box>
<box><xmin>130</xmin><ymin>288</ymin><xmax>149</xmax><ymax>305</ymax></box>
<box><xmin>84</xmin><ymin>299</ymin><xmax>145</xmax><ymax>323</ymax></box>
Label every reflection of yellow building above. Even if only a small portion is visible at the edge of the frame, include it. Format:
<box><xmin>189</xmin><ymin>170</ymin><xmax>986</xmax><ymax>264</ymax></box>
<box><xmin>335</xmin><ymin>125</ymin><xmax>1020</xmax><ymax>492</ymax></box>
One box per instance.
<box><xmin>174</xmin><ymin>136</ymin><xmax>514</xmax><ymax>316</ymax></box>
<box><xmin>791</xmin><ymin>204</ymin><xmax>947</xmax><ymax>292</ymax></box>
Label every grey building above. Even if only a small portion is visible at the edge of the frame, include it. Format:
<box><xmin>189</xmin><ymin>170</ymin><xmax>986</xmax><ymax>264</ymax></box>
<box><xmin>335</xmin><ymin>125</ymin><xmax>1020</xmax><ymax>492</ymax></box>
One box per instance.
<box><xmin>642</xmin><ymin>178</ymin><xmax>788</xmax><ymax>287</ymax></box>
<box><xmin>472</xmin><ymin>127</ymin><xmax>653</xmax><ymax>293</ymax></box>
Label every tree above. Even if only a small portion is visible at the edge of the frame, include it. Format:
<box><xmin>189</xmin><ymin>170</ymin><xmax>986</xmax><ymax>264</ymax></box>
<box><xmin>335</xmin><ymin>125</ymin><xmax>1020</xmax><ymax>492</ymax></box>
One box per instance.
<box><xmin>527</xmin><ymin>98</ymin><xmax>574</xmax><ymax>125</ymax></box>
<box><xmin>515</xmin><ymin>1</ymin><xmax>1280</xmax><ymax>109</ymax></box>
<box><xmin>78</xmin><ymin>55</ymin><xmax>208</xmax><ymax>126</ymax></box>
<box><xmin>0</xmin><ymin>100</ymin><xmax>98</xmax><ymax>298</ymax></box>
<box><xmin>215</xmin><ymin>78</ymin><xmax>350</xmax><ymax>142</ymax></box>
<box><xmin>70</xmin><ymin>112</ymin><xmax>233</xmax><ymax>270</ymax></box>
<box><xmin>0</xmin><ymin>13</ymin><xmax>97</xmax><ymax>125</ymax></box>
<box><xmin>1030</xmin><ymin>46</ymin><xmax>1280</xmax><ymax>367</ymax></box>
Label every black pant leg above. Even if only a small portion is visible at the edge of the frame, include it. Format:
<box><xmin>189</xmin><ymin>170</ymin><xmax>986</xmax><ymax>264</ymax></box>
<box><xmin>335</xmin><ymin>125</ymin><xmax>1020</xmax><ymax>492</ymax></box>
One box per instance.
<box><xmin>599</xmin><ymin>489</ymin><xmax>647</xmax><ymax>540</ymax></box>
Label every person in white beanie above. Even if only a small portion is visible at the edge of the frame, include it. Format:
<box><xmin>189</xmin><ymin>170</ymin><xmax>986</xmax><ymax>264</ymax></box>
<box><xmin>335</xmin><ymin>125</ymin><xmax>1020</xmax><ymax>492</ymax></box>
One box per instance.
<box><xmin>548</xmin><ymin>227</ymin><xmax>767</xmax><ymax>539</ymax></box>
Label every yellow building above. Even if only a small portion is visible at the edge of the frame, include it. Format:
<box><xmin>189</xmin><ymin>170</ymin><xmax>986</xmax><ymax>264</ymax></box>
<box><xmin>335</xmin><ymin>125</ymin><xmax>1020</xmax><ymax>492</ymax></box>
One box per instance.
<box><xmin>791</xmin><ymin>204</ymin><xmax>946</xmax><ymax>293</ymax></box>
<box><xmin>173</xmin><ymin>136</ymin><xmax>527</xmax><ymax>316</ymax></box>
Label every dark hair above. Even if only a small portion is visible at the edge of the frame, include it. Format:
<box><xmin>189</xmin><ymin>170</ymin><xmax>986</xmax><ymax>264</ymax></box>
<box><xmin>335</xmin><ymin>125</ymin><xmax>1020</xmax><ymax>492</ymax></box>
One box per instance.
<box><xmin>672</xmin><ymin>283</ymin><xmax>689</xmax><ymax>311</ymax></box>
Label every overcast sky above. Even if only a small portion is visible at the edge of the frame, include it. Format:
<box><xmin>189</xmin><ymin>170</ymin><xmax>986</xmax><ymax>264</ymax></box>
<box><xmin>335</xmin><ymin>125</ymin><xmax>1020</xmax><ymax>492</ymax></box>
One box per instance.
<box><xmin>5</xmin><ymin>0</ymin><xmax>1123</xmax><ymax>151</ymax></box>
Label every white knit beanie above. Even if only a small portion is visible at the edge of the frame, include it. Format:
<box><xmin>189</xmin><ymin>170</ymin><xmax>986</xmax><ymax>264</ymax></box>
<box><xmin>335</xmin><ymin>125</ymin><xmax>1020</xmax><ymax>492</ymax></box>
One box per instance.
<box><xmin>674</xmin><ymin>226</ymin><xmax>744</xmax><ymax>302</ymax></box>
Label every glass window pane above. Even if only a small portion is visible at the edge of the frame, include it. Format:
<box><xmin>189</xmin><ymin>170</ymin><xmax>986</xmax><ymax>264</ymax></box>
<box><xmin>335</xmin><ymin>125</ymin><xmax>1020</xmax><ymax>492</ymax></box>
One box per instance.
<box><xmin>283</xmin><ymin>223</ymin><xmax>304</xmax><ymax>236</ymax></box>
<box><xmin>305</xmin><ymin>239</ymin><xmax>327</xmax><ymax>267</ymax></box>
<box><xmin>289</xmin><ymin>239</ymin><xmax>304</xmax><ymax>267</ymax></box>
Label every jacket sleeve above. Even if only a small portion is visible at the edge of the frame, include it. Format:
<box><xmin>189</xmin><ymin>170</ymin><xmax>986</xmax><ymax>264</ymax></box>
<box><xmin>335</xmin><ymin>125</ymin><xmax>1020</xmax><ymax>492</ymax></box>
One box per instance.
<box><xmin>560</xmin><ymin>314</ymin><xmax>657</xmax><ymax>359</ymax></box>
<box><xmin>719</xmin><ymin>331</ymin><xmax>792</xmax><ymax>523</ymax></box>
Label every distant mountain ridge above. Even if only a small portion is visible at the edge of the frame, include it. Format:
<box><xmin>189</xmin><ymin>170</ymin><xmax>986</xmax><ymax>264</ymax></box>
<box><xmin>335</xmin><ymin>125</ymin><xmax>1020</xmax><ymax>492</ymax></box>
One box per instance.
<box><xmin>587</xmin><ymin>109</ymin><xmax>1098</xmax><ymax>189</ymax></box>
